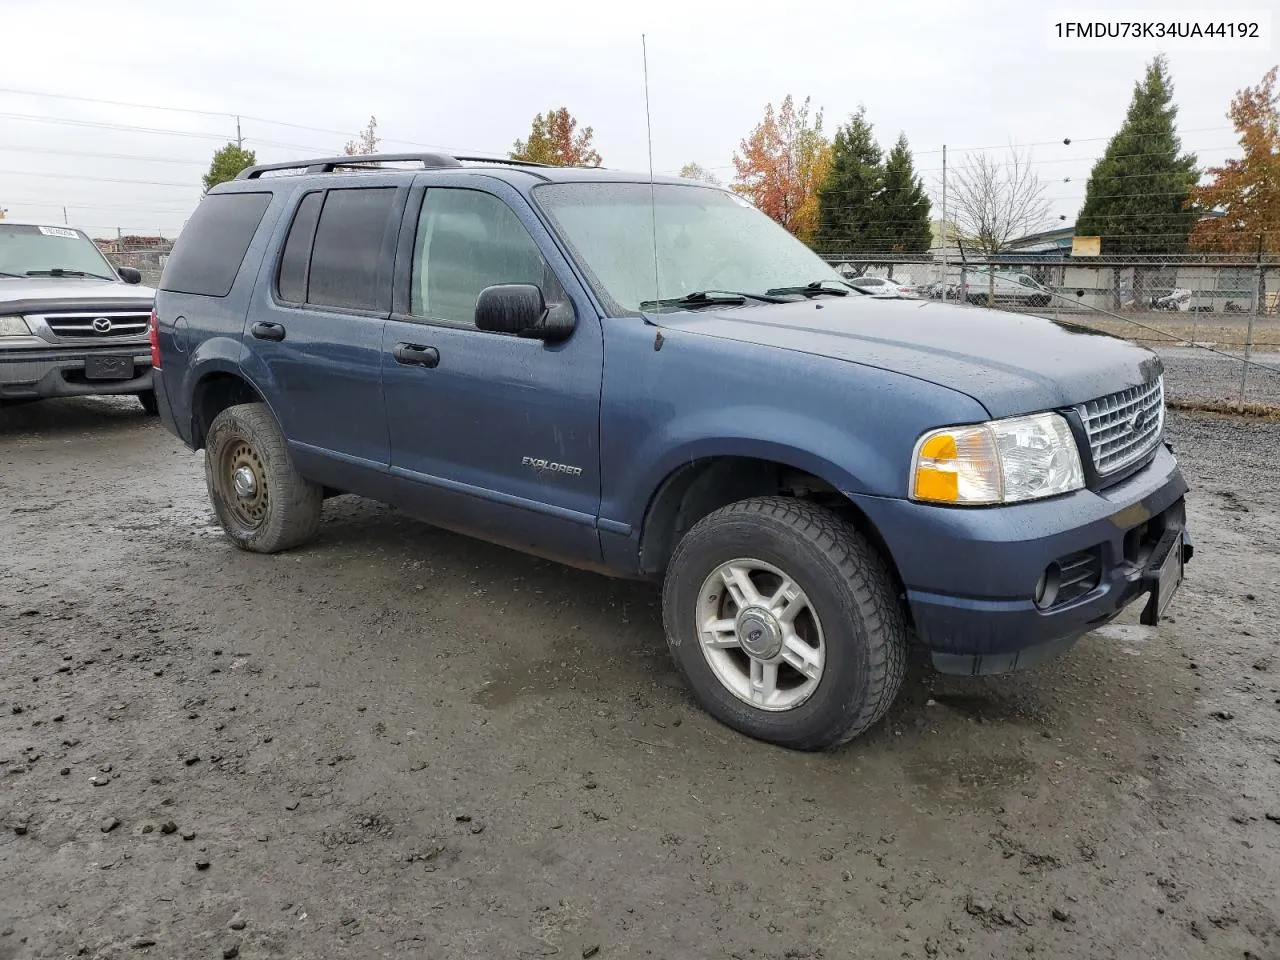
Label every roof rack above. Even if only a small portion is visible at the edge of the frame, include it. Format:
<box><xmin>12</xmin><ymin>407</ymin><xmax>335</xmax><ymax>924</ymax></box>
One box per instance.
<box><xmin>235</xmin><ymin>152</ymin><xmax>555</xmax><ymax>180</ymax></box>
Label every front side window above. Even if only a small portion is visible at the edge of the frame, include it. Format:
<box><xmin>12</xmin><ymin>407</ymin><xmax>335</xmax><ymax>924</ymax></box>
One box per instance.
<box><xmin>411</xmin><ymin>189</ymin><xmax>556</xmax><ymax>325</ymax></box>
<box><xmin>532</xmin><ymin>181</ymin><xmax>849</xmax><ymax>313</ymax></box>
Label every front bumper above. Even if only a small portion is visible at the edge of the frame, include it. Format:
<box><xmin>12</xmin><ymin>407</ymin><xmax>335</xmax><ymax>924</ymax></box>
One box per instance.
<box><xmin>852</xmin><ymin>442</ymin><xmax>1192</xmax><ymax>676</ymax></box>
<box><xmin>0</xmin><ymin>345</ymin><xmax>153</xmax><ymax>400</ymax></box>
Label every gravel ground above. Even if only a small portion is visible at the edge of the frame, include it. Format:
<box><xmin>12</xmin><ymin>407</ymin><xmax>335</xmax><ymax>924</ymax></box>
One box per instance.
<box><xmin>1157</xmin><ymin>346</ymin><xmax>1280</xmax><ymax>406</ymax></box>
<box><xmin>1</xmin><ymin>398</ymin><xmax>1278</xmax><ymax>960</ymax></box>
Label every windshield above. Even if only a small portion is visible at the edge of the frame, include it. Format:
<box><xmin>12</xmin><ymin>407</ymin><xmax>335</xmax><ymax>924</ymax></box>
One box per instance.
<box><xmin>532</xmin><ymin>181</ymin><xmax>849</xmax><ymax>313</ymax></box>
<box><xmin>0</xmin><ymin>224</ymin><xmax>119</xmax><ymax>279</ymax></box>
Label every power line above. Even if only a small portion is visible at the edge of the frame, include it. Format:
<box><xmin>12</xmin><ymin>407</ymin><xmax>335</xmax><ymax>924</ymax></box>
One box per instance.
<box><xmin>3</xmin><ymin>199</ymin><xmax>198</xmax><ymax>213</ymax></box>
<box><xmin>0</xmin><ymin>86</ymin><xmax>356</xmax><ymax>138</ymax></box>
<box><xmin>0</xmin><ymin>168</ymin><xmax>196</xmax><ymax>188</ymax></box>
<box><xmin>0</xmin><ymin>90</ymin><xmax>510</xmax><ymax>158</ymax></box>
<box><xmin>0</xmin><ymin>144</ymin><xmax>204</xmax><ymax>165</ymax></box>
<box><xmin>0</xmin><ymin>112</ymin><xmax>330</xmax><ymax>153</ymax></box>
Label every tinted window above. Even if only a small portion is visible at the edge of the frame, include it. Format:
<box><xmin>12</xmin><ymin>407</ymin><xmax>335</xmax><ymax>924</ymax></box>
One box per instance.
<box><xmin>412</xmin><ymin>189</ymin><xmax>555</xmax><ymax>325</ymax></box>
<box><xmin>307</xmin><ymin>188</ymin><xmax>395</xmax><ymax>312</ymax></box>
<box><xmin>161</xmin><ymin>192</ymin><xmax>271</xmax><ymax>297</ymax></box>
<box><xmin>276</xmin><ymin>192</ymin><xmax>322</xmax><ymax>303</ymax></box>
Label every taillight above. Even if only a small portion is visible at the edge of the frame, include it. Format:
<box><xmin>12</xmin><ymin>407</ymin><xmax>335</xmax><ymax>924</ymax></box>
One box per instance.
<box><xmin>149</xmin><ymin>309</ymin><xmax>161</xmax><ymax>369</ymax></box>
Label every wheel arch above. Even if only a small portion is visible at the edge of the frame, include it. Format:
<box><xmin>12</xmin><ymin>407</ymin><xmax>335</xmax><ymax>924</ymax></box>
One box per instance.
<box><xmin>636</xmin><ymin>453</ymin><xmax>909</xmax><ymax>619</ymax></box>
<box><xmin>189</xmin><ymin>369</ymin><xmax>270</xmax><ymax>450</ymax></box>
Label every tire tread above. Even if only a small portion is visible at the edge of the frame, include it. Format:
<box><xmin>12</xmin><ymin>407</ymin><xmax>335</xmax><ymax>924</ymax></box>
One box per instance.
<box><xmin>663</xmin><ymin>496</ymin><xmax>907</xmax><ymax>749</ymax></box>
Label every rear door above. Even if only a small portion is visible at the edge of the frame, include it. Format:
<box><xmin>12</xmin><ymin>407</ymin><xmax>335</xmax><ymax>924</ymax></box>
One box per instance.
<box><xmin>240</xmin><ymin>181</ymin><xmax>407</xmax><ymax>494</ymax></box>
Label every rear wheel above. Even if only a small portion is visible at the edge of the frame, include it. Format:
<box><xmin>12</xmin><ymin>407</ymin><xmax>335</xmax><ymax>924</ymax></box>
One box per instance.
<box><xmin>137</xmin><ymin>390</ymin><xmax>159</xmax><ymax>415</ymax></box>
<box><xmin>204</xmin><ymin>402</ymin><xmax>322</xmax><ymax>553</ymax></box>
<box><xmin>662</xmin><ymin>497</ymin><xmax>907</xmax><ymax>750</ymax></box>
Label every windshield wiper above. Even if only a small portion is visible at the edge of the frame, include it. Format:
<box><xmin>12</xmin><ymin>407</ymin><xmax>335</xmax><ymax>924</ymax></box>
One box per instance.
<box><xmin>0</xmin><ymin>271</ymin><xmax>24</xmax><ymax>278</ymax></box>
<box><xmin>639</xmin><ymin>289</ymin><xmax>789</xmax><ymax>310</ymax></box>
<box><xmin>765</xmin><ymin>280</ymin><xmax>855</xmax><ymax>298</ymax></box>
<box><xmin>25</xmin><ymin>268</ymin><xmax>116</xmax><ymax>281</ymax></box>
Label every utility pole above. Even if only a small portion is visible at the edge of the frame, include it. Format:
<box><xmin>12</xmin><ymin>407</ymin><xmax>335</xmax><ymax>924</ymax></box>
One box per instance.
<box><xmin>236</xmin><ymin>116</ymin><xmax>243</xmax><ymax>150</ymax></box>
<box><xmin>63</xmin><ymin>206</ymin><xmax>68</xmax><ymax>225</ymax></box>
<box><xmin>940</xmin><ymin>144</ymin><xmax>948</xmax><ymax>302</ymax></box>
<box><xmin>1239</xmin><ymin>233</ymin><xmax>1262</xmax><ymax>406</ymax></box>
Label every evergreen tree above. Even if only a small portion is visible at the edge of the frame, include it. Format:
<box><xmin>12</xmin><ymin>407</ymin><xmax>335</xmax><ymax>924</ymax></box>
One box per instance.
<box><xmin>874</xmin><ymin>133</ymin><xmax>932</xmax><ymax>253</ymax></box>
<box><xmin>816</xmin><ymin>108</ymin><xmax>883</xmax><ymax>255</ymax></box>
<box><xmin>1075</xmin><ymin>55</ymin><xmax>1198</xmax><ymax>253</ymax></box>
<box><xmin>202</xmin><ymin>144</ymin><xmax>257</xmax><ymax>193</ymax></box>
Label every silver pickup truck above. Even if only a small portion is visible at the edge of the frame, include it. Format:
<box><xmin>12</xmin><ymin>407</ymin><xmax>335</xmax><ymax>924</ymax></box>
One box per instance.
<box><xmin>0</xmin><ymin>220</ymin><xmax>157</xmax><ymax>412</ymax></box>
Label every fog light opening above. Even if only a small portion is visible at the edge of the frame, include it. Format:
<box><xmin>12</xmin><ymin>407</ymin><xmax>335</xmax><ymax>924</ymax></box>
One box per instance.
<box><xmin>1035</xmin><ymin>563</ymin><xmax>1062</xmax><ymax>609</ymax></box>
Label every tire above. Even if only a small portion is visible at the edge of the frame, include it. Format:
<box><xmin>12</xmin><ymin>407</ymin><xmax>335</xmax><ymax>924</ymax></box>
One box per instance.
<box><xmin>137</xmin><ymin>389</ymin><xmax>159</xmax><ymax>415</ymax></box>
<box><xmin>662</xmin><ymin>497</ymin><xmax>907</xmax><ymax>751</ymax></box>
<box><xmin>203</xmin><ymin>402</ymin><xmax>322</xmax><ymax>553</ymax></box>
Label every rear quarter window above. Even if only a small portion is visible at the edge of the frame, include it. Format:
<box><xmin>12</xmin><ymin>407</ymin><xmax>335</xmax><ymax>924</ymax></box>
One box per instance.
<box><xmin>160</xmin><ymin>192</ymin><xmax>272</xmax><ymax>298</ymax></box>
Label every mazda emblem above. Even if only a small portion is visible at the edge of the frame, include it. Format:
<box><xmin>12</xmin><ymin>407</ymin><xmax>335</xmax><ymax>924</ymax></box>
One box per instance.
<box><xmin>92</xmin><ymin>317</ymin><xmax>113</xmax><ymax>333</ymax></box>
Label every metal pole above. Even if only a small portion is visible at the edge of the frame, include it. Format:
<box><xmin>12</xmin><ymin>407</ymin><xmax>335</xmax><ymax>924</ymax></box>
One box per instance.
<box><xmin>940</xmin><ymin>145</ymin><xmax>947</xmax><ymax>302</ymax></box>
<box><xmin>62</xmin><ymin>206</ymin><xmax>68</xmax><ymax>225</ymax></box>
<box><xmin>236</xmin><ymin>116</ymin><xmax>243</xmax><ymax>150</ymax></box>
<box><xmin>1239</xmin><ymin>235</ymin><xmax>1262</xmax><ymax>405</ymax></box>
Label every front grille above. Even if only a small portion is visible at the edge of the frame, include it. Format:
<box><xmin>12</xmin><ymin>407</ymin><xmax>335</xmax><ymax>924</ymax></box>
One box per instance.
<box><xmin>1076</xmin><ymin>376</ymin><xmax>1165</xmax><ymax>478</ymax></box>
<box><xmin>37</xmin><ymin>310</ymin><xmax>151</xmax><ymax>340</ymax></box>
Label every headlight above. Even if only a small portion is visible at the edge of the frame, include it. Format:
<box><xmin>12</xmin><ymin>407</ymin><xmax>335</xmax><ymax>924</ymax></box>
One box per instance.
<box><xmin>0</xmin><ymin>315</ymin><xmax>32</xmax><ymax>337</ymax></box>
<box><xmin>911</xmin><ymin>411</ymin><xmax>1084</xmax><ymax>505</ymax></box>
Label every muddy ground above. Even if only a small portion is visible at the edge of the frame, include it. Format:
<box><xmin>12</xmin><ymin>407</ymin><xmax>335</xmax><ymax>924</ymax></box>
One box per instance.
<box><xmin>1</xmin><ymin>398</ymin><xmax>1277</xmax><ymax>960</ymax></box>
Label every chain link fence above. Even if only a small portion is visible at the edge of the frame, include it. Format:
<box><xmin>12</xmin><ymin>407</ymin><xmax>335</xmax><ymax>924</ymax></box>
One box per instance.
<box><xmin>821</xmin><ymin>252</ymin><xmax>1280</xmax><ymax>409</ymax></box>
<box><xmin>88</xmin><ymin>238</ymin><xmax>1279</xmax><ymax>409</ymax></box>
<box><xmin>99</xmin><ymin>239</ymin><xmax>171</xmax><ymax>288</ymax></box>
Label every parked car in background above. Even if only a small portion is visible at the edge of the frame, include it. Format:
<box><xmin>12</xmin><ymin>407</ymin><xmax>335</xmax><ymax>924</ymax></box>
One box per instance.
<box><xmin>0</xmin><ymin>221</ymin><xmax>157</xmax><ymax>411</ymax></box>
<box><xmin>962</xmin><ymin>270</ymin><xmax>1053</xmax><ymax>308</ymax></box>
<box><xmin>847</xmin><ymin>275</ymin><xmax>915</xmax><ymax>298</ymax></box>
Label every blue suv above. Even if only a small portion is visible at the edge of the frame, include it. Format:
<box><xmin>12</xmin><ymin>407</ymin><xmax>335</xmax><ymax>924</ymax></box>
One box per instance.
<box><xmin>151</xmin><ymin>152</ymin><xmax>1192</xmax><ymax>750</ymax></box>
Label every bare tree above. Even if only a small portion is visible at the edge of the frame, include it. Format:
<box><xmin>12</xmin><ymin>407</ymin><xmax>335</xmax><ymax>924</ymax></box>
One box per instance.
<box><xmin>949</xmin><ymin>147</ymin><xmax>1052</xmax><ymax>306</ymax></box>
<box><xmin>343</xmin><ymin>116</ymin><xmax>380</xmax><ymax>157</ymax></box>
<box><xmin>679</xmin><ymin>161</ymin><xmax>722</xmax><ymax>186</ymax></box>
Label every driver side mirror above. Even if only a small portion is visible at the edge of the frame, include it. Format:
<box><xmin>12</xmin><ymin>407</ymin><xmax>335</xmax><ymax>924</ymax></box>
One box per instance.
<box><xmin>474</xmin><ymin>284</ymin><xmax>575</xmax><ymax>343</ymax></box>
<box><xmin>117</xmin><ymin>267</ymin><xmax>143</xmax><ymax>285</ymax></box>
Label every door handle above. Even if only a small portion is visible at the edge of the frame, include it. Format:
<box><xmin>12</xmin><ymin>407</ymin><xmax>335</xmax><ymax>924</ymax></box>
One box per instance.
<box><xmin>393</xmin><ymin>343</ymin><xmax>440</xmax><ymax>368</ymax></box>
<box><xmin>251</xmin><ymin>322</ymin><xmax>286</xmax><ymax>342</ymax></box>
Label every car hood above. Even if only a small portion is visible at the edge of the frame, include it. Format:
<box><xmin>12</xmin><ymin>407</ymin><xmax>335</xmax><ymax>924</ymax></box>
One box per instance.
<box><xmin>651</xmin><ymin>296</ymin><xmax>1162</xmax><ymax>419</ymax></box>
<box><xmin>0</xmin><ymin>276</ymin><xmax>156</xmax><ymax>307</ymax></box>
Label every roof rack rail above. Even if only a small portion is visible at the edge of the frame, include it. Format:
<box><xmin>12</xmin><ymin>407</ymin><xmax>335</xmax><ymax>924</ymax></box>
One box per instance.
<box><xmin>451</xmin><ymin>155</ymin><xmax>554</xmax><ymax>168</ymax></box>
<box><xmin>236</xmin><ymin>153</ymin><xmax>463</xmax><ymax>179</ymax></box>
<box><xmin>235</xmin><ymin>151</ymin><xmax>558</xmax><ymax>180</ymax></box>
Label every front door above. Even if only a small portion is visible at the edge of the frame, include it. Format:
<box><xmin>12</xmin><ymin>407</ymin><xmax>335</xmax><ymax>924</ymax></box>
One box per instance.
<box><xmin>382</xmin><ymin>180</ymin><xmax>604</xmax><ymax>566</ymax></box>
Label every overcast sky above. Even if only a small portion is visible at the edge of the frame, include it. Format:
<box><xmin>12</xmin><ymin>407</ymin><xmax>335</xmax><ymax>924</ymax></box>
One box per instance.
<box><xmin>1</xmin><ymin>0</ymin><xmax>1274</xmax><ymax>239</ymax></box>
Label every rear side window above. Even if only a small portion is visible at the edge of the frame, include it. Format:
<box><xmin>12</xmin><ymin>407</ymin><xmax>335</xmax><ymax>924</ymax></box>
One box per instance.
<box><xmin>306</xmin><ymin>188</ymin><xmax>396</xmax><ymax>312</ymax></box>
<box><xmin>276</xmin><ymin>192</ymin><xmax>323</xmax><ymax>303</ymax></box>
<box><xmin>160</xmin><ymin>192</ymin><xmax>271</xmax><ymax>297</ymax></box>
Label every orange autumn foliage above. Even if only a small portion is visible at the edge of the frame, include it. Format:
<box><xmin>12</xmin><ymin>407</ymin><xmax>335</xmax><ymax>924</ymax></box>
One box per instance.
<box><xmin>732</xmin><ymin>95</ymin><xmax>829</xmax><ymax>243</ymax></box>
<box><xmin>1190</xmin><ymin>66</ymin><xmax>1280</xmax><ymax>253</ymax></box>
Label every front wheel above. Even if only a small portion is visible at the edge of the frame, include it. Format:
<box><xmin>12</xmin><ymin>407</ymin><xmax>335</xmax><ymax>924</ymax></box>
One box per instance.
<box><xmin>662</xmin><ymin>497</ymin><xmax>907</xmax><ymax>751</ymax></box>
<box><xmin>204</xmin><ymin>402</ymin><xmax>322</xmax><ymax>553</ymax></box>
